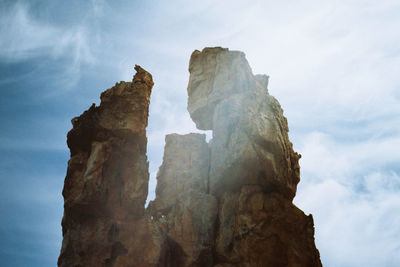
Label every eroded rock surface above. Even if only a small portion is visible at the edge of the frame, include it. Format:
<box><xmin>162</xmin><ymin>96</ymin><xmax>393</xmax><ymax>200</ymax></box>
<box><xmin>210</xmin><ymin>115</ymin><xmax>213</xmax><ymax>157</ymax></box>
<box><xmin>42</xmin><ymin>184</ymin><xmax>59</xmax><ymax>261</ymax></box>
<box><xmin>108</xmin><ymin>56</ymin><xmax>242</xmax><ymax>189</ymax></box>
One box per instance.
<box><xmin>187</xmin><ymin>47</ymin><xmax>300</xmax><ymax>201</ymax></box>
<box><xmin>58</xmin><ymin>65</ymin><xmax>162</xmax><ymax>267</ymax></box>
<box><xmin>59</xmin><ymin>48</ymin><xmax>321</xmax><ymax>267</ymax></box>
<box><xmin>148</xmin><ymin>133</ymin><xmax>218</xmax><ymax>266</ymax></box>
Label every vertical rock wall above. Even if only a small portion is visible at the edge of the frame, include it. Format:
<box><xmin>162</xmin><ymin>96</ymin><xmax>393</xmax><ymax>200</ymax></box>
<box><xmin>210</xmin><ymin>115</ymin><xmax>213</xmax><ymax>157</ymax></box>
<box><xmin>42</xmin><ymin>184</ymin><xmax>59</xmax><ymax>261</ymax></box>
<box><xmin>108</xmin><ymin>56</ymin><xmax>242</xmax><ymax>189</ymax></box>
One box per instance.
<box><xmin>59</xmin><ymin>65</ymin><xmax>158</xmax><ymax>266</ymax></box>
<box><xmin>59</xmin><ymin>48</ymin><xmax>322</xmax><ymax>267</ymax></box>
<box><xmin>148</xmin><ymin>133</ymin><xmax>218</xmax><ymax>266</ymax></box>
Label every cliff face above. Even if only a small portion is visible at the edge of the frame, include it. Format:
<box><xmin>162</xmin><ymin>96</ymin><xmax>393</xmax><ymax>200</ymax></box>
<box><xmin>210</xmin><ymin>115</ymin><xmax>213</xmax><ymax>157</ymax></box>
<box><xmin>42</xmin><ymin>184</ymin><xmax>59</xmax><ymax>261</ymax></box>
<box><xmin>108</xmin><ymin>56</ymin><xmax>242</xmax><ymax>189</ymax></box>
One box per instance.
<box><xmin>59</xmin><ymin>65</ymin><xmax>158</xmax><ymax>266</ymax></box>
<box><xmin>59</xmin><ymin>48</ymin><xmax>322</xmax><ymax>267</ymax></box>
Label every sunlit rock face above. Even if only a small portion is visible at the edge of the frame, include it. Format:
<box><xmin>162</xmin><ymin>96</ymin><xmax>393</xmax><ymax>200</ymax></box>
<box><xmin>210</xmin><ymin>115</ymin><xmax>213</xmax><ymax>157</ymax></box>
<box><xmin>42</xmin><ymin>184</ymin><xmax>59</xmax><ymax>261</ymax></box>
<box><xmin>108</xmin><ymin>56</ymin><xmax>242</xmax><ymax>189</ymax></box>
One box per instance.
<box><xmin>187</xmin><ymin>47</ymin><xmax>254</xmax><ymax>130</ymax></box>
<box><xmin>59</xmin><ymin>48</ymin><xmax>321</xmax><ymax>267</ymax></box>
<box><xmin>188</xmin><ymin>47</ymin><xmax>300</xmax><ymax>201</ymax></box>
<box><xmin>185</xmin><ymin>47</ymin><xmax>320</xmax><ymax>266</ymax></box>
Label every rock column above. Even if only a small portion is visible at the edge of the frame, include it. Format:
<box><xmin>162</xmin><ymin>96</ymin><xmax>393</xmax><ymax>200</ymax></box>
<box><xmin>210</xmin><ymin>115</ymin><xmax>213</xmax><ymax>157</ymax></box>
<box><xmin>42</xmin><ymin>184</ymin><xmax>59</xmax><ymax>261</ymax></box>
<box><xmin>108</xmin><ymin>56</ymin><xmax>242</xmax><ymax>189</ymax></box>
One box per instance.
<box><xmin>59</xmin><ymin>66</ymin><xmax>155</xmax><ymax>266</ymax></box>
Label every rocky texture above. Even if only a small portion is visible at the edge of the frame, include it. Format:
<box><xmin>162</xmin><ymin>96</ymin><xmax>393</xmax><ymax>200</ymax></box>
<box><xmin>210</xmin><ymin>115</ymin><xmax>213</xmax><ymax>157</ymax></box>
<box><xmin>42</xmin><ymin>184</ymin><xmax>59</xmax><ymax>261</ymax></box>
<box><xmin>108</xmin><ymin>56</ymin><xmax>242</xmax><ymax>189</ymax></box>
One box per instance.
<box><xmin>148</xmin><ymin>133</ymin><xmax>218</xmax><ymax>266</ymax></box>
<box><xmin>59</xmin><ymin>48</ymin><xmax>321</xmax><ymax>267</ymax></box>
<box><xmin>58</xmin><ymin>65</ymin><xmax>161</xmax><ymax>266</ymax></box>
<box><xmin>215</xmin><ymin>187</ymin><xmax>320</xmax><ymax>266</ymax></box>
<box><xmin>188</xmin><ymin>47</ymin><xmax>300</xmax><ymax>201</ymax></box>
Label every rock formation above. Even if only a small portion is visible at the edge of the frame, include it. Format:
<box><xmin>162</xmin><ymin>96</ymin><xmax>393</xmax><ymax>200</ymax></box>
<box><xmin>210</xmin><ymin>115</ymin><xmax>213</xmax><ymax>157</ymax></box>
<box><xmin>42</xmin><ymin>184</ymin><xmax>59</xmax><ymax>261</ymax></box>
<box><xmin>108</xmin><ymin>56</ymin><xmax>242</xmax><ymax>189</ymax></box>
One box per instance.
<box><xmin>59</xmin><ymin>48</ymin><xmax>322</xmax><ymax>266</ymax></box>
<box><xmin>58</xmin><ymin>65</ymin><xmax>159</xmax><ymax>266</ymax></box>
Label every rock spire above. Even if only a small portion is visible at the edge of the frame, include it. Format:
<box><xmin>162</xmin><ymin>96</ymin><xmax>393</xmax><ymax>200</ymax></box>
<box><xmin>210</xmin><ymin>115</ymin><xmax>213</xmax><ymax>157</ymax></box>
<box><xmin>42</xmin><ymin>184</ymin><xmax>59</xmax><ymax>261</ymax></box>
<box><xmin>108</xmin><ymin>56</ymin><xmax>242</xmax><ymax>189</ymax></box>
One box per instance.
<box><xmin>59</xmin><ymin>48</ymin><xmax>322</xmax><ymax>267</ymax></box>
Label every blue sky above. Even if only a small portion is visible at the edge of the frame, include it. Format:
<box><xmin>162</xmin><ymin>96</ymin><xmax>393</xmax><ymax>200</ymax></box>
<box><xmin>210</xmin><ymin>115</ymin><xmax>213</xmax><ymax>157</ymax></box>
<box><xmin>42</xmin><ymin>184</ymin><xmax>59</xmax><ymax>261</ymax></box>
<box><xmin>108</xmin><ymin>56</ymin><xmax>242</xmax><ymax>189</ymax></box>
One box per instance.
<box><xmin>1</xmin><ymin>0</ymin><xmax>400</xmax><ymax>266</ymax></box>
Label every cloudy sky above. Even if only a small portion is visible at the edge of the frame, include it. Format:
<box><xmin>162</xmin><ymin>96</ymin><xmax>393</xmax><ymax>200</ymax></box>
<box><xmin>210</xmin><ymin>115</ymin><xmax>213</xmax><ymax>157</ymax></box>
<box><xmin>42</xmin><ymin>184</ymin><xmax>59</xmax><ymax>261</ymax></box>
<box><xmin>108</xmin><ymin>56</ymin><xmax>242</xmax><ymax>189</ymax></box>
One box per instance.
<box><xmin>1</xmin><ymin>0</ymin><xmax>400</xmax><ymax>266</ymax></box>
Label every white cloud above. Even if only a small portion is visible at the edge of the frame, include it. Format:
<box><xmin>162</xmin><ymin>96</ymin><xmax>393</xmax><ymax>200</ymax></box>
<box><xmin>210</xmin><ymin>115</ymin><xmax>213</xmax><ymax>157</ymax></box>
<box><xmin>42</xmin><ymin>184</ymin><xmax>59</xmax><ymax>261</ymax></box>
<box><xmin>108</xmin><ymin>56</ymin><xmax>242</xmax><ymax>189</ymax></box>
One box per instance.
<box><xmin>295</xmin><ymin>131</ymin><xmax>400</xmax><ymax>266</ymax></box>
<box><xmin>296</xmin><ymin>176</ymin><xmax>400</xmax><ymax>267</ymax></box>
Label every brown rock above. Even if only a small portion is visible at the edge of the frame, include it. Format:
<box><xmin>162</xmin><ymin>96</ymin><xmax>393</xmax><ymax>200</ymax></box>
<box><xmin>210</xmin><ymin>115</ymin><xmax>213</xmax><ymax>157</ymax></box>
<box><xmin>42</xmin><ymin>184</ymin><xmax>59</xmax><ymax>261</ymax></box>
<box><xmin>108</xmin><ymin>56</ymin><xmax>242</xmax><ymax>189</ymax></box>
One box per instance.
<box><xmin>149</xmin><ymin>133</ymin><xmax>218</xmax><ymax>266</ymax></box>
<box><xmin>152</xmin><ymin>133</ymin><xmax>210</xmax><ymax>210</ymax></box>
<box><xmin>187</xmin><ymin>47</ymin><xmax>254</xmax><ymax>131</ymax></box>
<box><xmin>215</xmin><ymin>186</ymin><xmax>321</xmax><ymax>266</ymax></box>
<box><xmin>59</xmin><ymin>48</ymin><xmax>321</xmax><ymax>267</ymax></box>
<box><xmin>187</xmin><ymin>47</ymin><xmax>300</xmax><ymax>200</ymax></box>
<box><xmin>186</xmin><ymin>47</ymin><xmax>321</xmax><ymax>266</ymax></box>
<box><xmin>58</xmin><ymin>65</ymin><xmax>156</xmax><ymax>266</ymax></box>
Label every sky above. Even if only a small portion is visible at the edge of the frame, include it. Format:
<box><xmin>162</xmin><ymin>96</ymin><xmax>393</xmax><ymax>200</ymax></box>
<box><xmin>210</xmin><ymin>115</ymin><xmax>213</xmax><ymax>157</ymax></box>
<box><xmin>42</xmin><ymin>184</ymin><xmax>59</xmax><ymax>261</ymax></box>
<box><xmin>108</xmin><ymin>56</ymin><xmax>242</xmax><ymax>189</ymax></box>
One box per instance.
<box><xmin>0</xmin><ymin>0</ymin><xmax>400</xmax><ymax>266</ymax></box>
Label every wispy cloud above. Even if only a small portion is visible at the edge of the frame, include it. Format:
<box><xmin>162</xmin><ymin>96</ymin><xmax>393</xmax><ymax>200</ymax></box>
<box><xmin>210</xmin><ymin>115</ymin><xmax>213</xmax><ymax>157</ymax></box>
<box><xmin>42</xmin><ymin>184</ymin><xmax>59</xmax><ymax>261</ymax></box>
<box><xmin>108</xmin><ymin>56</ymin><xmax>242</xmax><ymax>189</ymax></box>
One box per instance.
<box><xmin>0</xmin><ymin>2</ymin><xmax>95</xmax><ymax>64</ymax></box>
<box><xmin>0</xmin><ymin>2</ymin><xmax>98</xmax><ymax>89</ymax></box>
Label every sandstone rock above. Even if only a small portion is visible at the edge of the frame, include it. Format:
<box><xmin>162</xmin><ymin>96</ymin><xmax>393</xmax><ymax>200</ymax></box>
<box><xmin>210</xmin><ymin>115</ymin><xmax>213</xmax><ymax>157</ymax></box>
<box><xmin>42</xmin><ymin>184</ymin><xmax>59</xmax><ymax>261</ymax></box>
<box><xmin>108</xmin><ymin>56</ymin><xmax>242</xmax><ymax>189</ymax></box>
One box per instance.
<box><xmin>187</xmin><ymin>47</ymin><xmax>300</xmax><ymax>200</ymax></box>
<box><xmin>59</xmin><ymin>48</ymin><xmax>321</xmax><ymax>267</ymax></box>
<box><xmin>152</xmin><ymin>133</ymin><xmax>210</xmax><ymax>210</ymax></box>
<box><xmin>58</xmin><ymin>65</ymin><xmax>155</xmax><ymax>266</ymax></box>
<box><xmin>215</xmin><ymin>186</ymin><xmax>321</xmax><ymax>266</ymax></box>
<box><xmin>149</xmin><ymin>133</ymin><xmax>218</xmax><ymax>266</ymax></box>
<box><xmin>187</xmin><ymin>47</ymin><xmax>254</xmax><ymax>130</ymax></box>
<box><xmin>186</xmin><ymin>47</ymin><xmax>320</xmax><ymax>266</ymax></box>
